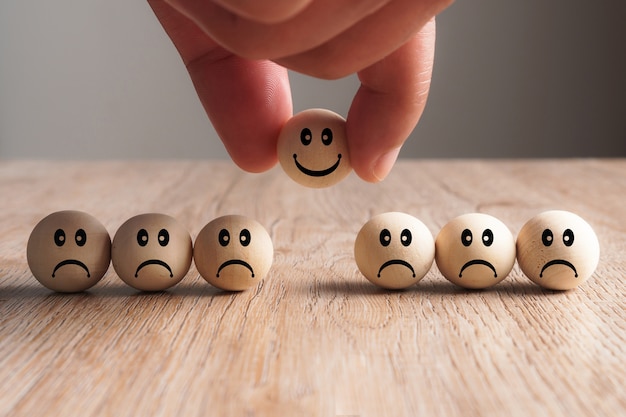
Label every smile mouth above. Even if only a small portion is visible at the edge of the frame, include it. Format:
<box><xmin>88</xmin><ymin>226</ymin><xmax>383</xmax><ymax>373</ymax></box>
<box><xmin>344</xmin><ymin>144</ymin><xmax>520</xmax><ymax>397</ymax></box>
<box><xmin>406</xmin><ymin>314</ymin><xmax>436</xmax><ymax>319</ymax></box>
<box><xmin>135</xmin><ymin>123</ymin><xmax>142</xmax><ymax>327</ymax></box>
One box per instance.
<box><xmin>377</xmin><ymin>259</ymin><xmax>416</xmax><ymax>278</ymax></box>
<box><xmin>217</xmin><ymin>259</ymin><xmax>255</xmax><ymax>278</ymax></box>
<box><xmin>135</xmin><ymin>259</ymin><xmax>173</xmax><ymax>278</ymax></box>
<box><xmin>540</xmin><ymin>259</ymin><xmax>578</xmax><ymax>278</ymax></box>
<box><xmin>52</xmin><ymin>259</ymin><xmax>90</xmax><ymax>278</ymax></box>
<box><xmin>459</xmin><ymin>259</ymin><xmax>497</xmax><ymax>278</ymax></box>
<box><xmin>293</xmin><ymin>153</ymin><xmax>342</xmax><ymax>177</ymax></box>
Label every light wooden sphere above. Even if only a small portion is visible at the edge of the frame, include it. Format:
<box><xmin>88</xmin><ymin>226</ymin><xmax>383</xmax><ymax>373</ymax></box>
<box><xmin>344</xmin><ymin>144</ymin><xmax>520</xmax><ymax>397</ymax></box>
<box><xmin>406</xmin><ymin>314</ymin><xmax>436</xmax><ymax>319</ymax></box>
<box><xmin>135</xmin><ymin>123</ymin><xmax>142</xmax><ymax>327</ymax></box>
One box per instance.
<box><xmin>111</xmin><ymin>213</ymin><xmax>192</xmax><ymax>291</ymax></box>
<box><xmin>194</xmin><ymin>215</ymin><xmax>273</xmax><ymax>291</ymax></box>
<box><xmin>435</xmin><ymin>213</ymin><xmax>515</xmax><ymax>289</ymax></box>
<box><xmin>354</xmin><ymin>212</ymin><xmax>435</xmax><ymax>289</ymax></box>
<box><xmin>516</xmin><ymin>210</ymin><xmax>599</xmax><ymax>290</ymax></box>
<box><xmin>277</xmin><ymin>108</ymin><xmax>351</xmax><ymax>188</ymax></box>
<box><xmin>27</xmin><ymin>210</ymin><xmax>111</xmax><ymax>293</ymax></box>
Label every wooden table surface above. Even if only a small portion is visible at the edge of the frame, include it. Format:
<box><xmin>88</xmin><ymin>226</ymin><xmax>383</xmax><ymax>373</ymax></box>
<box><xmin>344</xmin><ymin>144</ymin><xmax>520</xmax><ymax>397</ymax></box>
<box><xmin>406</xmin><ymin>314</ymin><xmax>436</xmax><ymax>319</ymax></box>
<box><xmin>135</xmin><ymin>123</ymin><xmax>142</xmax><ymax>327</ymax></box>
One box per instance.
<box><xmin>0</xmin><ymin>159</ymin><xmax>624</xmax><ymax>417</ymax></box>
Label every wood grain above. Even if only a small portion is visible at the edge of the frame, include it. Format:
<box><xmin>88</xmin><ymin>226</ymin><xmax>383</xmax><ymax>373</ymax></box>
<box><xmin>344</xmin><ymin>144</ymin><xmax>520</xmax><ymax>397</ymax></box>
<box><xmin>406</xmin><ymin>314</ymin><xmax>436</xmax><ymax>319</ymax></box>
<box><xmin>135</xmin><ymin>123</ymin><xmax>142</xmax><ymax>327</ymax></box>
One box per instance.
<box><xmin>0</xmin><ymin>160</ymin><xmax>624</xmax><ymax>417</ymax></box>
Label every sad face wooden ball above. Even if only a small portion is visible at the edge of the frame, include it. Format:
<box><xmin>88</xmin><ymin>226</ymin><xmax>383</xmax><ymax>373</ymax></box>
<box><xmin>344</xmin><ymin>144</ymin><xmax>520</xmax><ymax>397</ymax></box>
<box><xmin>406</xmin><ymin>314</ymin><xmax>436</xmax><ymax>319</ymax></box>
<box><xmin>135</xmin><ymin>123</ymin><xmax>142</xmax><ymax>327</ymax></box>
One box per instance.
<box><xmin>354</xmin><ymin>212</ymin><xmax>435</xmax><ymax>289</ymax></box>
<box><xmin>112</xmin><ymin>213</ymin><xmax>192</xmax><ymax>291</ymax></box>
<box><xmin>277</xmin><ymin>108</ymin><xmax>351</xmax><ymax>188</ymax></box>
<box><xmin>194</xmin><ymin>215</ymin><xmax>273</xmax><ymax>291</ymax></box>
<box><xmin>27</xmin><ymin>210</ymin><xmax>111</xmax><ymax>293</ymax></box>
<box><xmin>516</xmin><ymin>210</ymin><xmax>599</xmax><ymax>290</ymax></box>
<box><xmin>435</xmin><ymin>213</ymin><xmax>515</xmax><ymax>289</ymax></box>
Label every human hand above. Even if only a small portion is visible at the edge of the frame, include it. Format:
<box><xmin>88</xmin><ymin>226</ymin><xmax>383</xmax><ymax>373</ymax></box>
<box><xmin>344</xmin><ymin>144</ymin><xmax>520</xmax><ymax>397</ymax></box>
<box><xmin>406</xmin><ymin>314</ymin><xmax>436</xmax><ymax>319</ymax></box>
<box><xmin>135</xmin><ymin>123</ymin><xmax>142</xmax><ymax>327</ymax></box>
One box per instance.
<box><xmin>149</xmin><ymin>0</ymin><xmax>452</xmax><ymax>182</ymax></box>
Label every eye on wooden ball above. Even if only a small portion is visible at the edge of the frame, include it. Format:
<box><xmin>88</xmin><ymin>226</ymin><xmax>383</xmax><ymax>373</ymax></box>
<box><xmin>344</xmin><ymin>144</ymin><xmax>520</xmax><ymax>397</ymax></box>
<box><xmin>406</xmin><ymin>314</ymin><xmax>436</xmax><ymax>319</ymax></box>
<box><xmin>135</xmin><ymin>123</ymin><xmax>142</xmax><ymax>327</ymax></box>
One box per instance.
<box><xmin>516</xmin><ymin>210</ymin><xmax>599</xmax><ymax>290</ymax></box>
<box><xmin>435</xmin><ymin>213</ymin><xmax>515</xmax><ymax>289</ymax></box>
<box><xmin>277</xmin><ymin>108</ymin><xmax>351</xmax><ymax>188</ymax></box>
<box><xmin>111</xmin><ymin>213</ymin><xmax>192</xmax><ymax>291</ymax></box>
<box><xmin>354</xmin><ymin>212</ymin><xmax>435</xmax><ymax>289</ymax></box>
<box><xmin>194</xmin><ymin>215</ymin><xmax>273</xmax><ymax>291</ymax></box>
<box><xmin>27</xmin><ymin>210</ymin><xmax>111</xmax><ymax>293</ymax></box>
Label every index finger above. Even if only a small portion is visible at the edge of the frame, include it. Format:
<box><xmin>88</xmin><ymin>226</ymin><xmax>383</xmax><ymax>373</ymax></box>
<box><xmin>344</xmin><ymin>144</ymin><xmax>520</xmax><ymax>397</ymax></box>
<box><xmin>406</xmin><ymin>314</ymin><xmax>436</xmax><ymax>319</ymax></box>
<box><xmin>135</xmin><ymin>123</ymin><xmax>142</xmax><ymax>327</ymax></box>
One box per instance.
<box><xmin>149</xmin><ymin>0</ymin><xmax>292</xmax><ymax>173</ymax></box>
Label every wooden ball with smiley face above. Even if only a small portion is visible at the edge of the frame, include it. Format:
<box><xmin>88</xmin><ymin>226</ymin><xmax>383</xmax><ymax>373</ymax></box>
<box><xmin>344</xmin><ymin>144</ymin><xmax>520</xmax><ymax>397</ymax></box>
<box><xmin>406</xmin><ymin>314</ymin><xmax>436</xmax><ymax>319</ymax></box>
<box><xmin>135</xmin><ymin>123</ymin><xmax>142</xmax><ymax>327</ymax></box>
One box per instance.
<box><xmin>516</xmin><ymin>210</ymin><xmax>599</xmax><ymax>290</ymax></box>
<box><xmin>27</xmin><ymin>210</ymin><xmax>111</xmax><ymax>293</ymax></box>
<box><xmin>111</xmin><ymin>213</ymin><xmax>192</xmax><ymax>291</ymax></box>
<box><xmin>194</xmin><ymin>215</ymin><xmax>273</xmax><ymax>291</ymax></box>
<box><xmin>354</xmin><ymin>212</ymin><xmax>435</xmax><ymax>289</ymax></box>
<box><xmin>277</xmin><ymin>108</ymin><xmax>351</xmax><ymax>188</ymax></box>
<box><xmin>435</xmin><ymin>213</ymin><xmax>516</xmax><ymax>289</ymax></box>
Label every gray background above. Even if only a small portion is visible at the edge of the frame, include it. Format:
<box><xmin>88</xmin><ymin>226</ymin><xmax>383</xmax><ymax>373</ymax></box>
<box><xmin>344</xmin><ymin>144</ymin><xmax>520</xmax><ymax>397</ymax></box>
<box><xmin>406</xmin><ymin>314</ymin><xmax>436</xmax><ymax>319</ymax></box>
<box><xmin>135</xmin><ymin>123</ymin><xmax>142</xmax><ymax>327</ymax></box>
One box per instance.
<box><xmin>1</xmin><ymin>1</ymin><xmax>624</xmax><ymax>159</ymax></box>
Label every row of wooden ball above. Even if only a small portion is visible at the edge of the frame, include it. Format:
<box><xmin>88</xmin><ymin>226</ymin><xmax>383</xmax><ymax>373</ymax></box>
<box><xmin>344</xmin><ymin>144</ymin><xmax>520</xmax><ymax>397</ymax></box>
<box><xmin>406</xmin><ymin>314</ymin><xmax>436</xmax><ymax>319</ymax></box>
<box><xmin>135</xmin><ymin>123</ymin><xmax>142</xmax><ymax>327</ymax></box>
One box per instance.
<box><xmin>27</xmin><ymin>212</ymin><xmax>271</xmax><ymax>293</ymax></box>
<box><xmin>356</xmin><ymin>211</ymin><xmax>599</xmax><ymax>291</ymax></box>
<box><xmin>27</xmin><ymin>210</ymin><xmax>599</xmax><ymax>294</ymax></box>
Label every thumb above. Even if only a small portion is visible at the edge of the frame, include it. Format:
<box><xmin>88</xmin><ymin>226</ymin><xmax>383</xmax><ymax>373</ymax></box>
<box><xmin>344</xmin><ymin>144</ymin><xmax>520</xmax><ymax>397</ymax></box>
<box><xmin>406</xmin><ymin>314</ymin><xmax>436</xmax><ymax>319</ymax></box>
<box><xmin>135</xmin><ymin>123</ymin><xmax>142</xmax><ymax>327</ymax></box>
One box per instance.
<box><xmin>347</xmin><ymin>18</ymin><xmax>437</xmax><ymax>182</ymax></box>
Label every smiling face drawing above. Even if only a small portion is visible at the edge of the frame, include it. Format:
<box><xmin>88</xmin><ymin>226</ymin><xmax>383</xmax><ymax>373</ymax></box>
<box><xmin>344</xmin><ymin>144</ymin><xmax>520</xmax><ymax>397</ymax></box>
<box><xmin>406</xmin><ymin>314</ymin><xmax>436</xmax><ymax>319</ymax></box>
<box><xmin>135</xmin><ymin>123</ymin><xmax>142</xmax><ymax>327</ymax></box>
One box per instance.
<box><xmin>111</xmin><ymin>213</ymin><xmax>192</xmax><ymax>291</ymax></box>
<box><xmin>354</xmin><ymin>212</ymin><xmax>435</xmax><ymax>289</ymax></box>
<box><xmin>435</xmin><ymin>213</ymin><xmax>515</xmax><ymax>289</ymax></box>
<box><xmin>517</xmin><ymin>210</ymin><xmax>599</xmax><ymax>290</ymax></box>
<box><xmin>277</xmin><ymin>108</ymin><xmax>351</xmax><ymax>188</ymax></box>
<box><xmin>194</xmin><ymin>215</ymin><xmax>273</xmax><ymax>291</ymax></box>
<box><xmin>27</xmin><ymin>211</ymin><xmax>111</xmax><ymax>293</ymax></box>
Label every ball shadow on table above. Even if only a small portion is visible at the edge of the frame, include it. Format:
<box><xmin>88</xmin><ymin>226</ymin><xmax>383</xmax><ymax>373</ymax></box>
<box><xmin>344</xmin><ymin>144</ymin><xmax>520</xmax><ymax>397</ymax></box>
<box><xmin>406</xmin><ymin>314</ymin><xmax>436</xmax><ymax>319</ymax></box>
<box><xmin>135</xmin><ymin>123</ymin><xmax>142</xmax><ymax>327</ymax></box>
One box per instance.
<box><xmin>2</xmin><ymin>269</ymin><xmax>575</xmax><ymax>303</ymax></box>
<box><xmin>0</xmin><ymin>271</ymin><xmax>234</xmax><ymax>301</ymax></box>
<box><xmin>296</xmin><ymin>273</ymin><xmax>569</xmax><ymax>298</ymax></box>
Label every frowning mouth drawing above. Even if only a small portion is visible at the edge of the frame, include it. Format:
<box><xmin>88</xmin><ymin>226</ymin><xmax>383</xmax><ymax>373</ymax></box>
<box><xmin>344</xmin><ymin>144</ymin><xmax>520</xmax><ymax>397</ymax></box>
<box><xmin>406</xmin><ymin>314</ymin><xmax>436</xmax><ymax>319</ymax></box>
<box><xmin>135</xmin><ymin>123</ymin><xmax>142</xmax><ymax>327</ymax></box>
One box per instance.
<box><xmin>459</xmin><ymin>259</ymin><xmax>497</xmax><ymax>278</ymax></box>
<box><xmin>135</xmin><ymin>259</ymin><xmax>173</xmax><ymax>278</ymax></box>
<box><xmin>377</xmin><ymin>259</ymin><xmax>416</xmax><ymax>278</ymax></box>
<box><xmin>217</xmin><ymin>259</ymin><xmax>255</xmax><ymax>278</ymax></box>
<box><xmin>52</xmin><ymin>259</ymin><xmax>90</xmax><ymax>278</ymax></box>
<box><xmin>540</xmin><ymin>259</ymin><xmax>578</xmax><ymax>278</ymax></box>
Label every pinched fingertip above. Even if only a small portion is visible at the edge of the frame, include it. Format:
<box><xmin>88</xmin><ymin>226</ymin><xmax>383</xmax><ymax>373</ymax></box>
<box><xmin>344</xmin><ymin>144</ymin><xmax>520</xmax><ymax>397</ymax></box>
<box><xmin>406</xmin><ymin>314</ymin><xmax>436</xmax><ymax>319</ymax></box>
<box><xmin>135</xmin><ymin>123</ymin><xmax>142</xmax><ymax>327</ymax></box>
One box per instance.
<box><xmin>371</xmin><ymin>147</ymin><xmax>402</xmax><ymax>182</ymax></box>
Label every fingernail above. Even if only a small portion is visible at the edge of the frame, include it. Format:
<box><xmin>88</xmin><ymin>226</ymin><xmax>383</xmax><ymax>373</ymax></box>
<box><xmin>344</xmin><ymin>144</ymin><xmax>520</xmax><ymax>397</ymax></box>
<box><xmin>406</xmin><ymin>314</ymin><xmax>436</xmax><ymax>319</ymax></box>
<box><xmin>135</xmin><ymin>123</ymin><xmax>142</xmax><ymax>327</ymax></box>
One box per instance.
<box><xmin>372</xmin><ymin>147</ymin><xmax>401</xmax><ymax>182</ymax></box>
